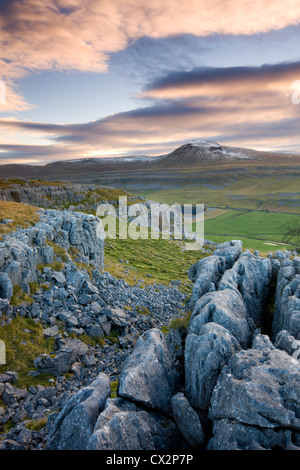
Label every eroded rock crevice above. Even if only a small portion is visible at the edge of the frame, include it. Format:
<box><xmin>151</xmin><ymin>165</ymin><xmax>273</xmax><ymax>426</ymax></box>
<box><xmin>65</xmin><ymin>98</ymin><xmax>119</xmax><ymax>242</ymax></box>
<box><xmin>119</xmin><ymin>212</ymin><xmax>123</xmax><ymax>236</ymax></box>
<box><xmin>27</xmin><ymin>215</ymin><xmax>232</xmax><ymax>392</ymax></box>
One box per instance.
<box><xmin>182</xmin><ymin>244</ymin><xmax>300</xmax><ymax>450</ymax></box>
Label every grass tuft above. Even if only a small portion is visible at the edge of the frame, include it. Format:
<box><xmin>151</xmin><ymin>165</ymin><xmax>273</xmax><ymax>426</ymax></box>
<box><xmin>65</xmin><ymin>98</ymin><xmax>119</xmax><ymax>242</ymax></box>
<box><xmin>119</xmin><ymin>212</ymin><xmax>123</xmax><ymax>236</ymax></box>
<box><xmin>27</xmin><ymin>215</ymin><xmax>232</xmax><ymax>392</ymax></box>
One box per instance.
<box><xmin>0</xmin><ymin>316</ymin><xmax>56</xmax><ymax>389</ymax></box>
<box><xmin>10</xmin><ymin>285</ymin><xmax>33</xmax><ymax>307</ymax></box>
<box><xmin>0</xmin><ymin>201</ymin><xmax>40</xmax><ymax>240</ymax></box>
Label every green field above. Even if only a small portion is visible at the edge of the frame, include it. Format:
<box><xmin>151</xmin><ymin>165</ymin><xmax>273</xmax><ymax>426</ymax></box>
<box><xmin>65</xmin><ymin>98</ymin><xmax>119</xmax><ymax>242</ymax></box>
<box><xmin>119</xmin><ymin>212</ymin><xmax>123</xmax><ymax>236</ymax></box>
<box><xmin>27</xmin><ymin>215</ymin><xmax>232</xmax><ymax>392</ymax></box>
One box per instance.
<box><xmin>199</xmin><ymin>209</ymin><xmax>299</xmax><ymax>252</ymax></box>
<box><xmin>137</xmin><ymin>170</ymin><xmax>300</xmax><ymax>253</ymax></box>
<box><xmin>138</xmin><ymin>174</ymin><xmax>300</xmax><ymax>213</ymax></box>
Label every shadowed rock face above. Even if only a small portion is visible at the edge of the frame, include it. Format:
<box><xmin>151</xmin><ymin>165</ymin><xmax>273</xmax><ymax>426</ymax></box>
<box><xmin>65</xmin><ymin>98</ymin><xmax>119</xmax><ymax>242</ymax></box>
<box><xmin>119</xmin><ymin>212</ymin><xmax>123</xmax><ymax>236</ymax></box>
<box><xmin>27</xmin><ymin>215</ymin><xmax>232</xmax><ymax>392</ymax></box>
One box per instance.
<box><xmin>187</xmin><ymin>240</ymin><xmax>243</xmax><ymax>311</ymax></box>
<box><xmin>218</xmin><ymin>250</ymin><xmax>272</xmax><ymax>326</ymax></box>
<box><xmin>208</xmin><ymin>335</ymin><xmax>300</xmax><ymax>449</ymax></box>
<box><xmin>0</xmin><ymin>273</ymin><xmax>13</xmax><ymax>300</ymax></box>
<box><xmin>87</xmin><ymin>398</ymin><xmax>181</xmax><ymax>451</ymax></box>
<box><xmin>118</xmin><ymin>328</ymin><xmax>179</xmax><ymax>415</ymax></box>
<box><xmin>272</xmin><ymin>257</ymin><xmax>300</xmax><ymax>340</ymax></box>
<box><xmin>46</xmin><ymin>372</ymin><xmax>111</xmax><ymax>450</ymax></box>
<box><xmin>189</xmin><ymin>289</ymin><xmax>251</xmax><ymax>349</ymax></box>
<box><xmin>171</xmin><ymin>392</ymin><xmax>205</xmax><ymax>447</ymax></box>
<box><xmin>185</xmin><ymin>323</ymin><xmax>241</xmax><ymax>410</ymax></box>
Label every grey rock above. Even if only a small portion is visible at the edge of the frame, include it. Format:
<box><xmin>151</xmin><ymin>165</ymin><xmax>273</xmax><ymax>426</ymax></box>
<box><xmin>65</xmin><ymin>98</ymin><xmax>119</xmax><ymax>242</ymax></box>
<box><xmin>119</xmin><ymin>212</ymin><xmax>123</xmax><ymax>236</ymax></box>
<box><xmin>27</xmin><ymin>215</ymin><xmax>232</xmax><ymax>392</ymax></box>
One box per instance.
<box><xmin>90</xmin><ymin>301</ymin><xmax>102</xmax><ymax>314</ymax></box>
<box><xmin>189</xmin><ymin>289</ymin><xmax>251</xmax><ymax>348</ymax></box>
<box><xmin>208</xmin><ymin>418</ymin><xmax>299</xmax><ymax>450</ymax></box>
<box><xmin>0</xmin><ymin>208</ymin><xmax>104</xmax><ymax>298</ymax></box>
<box><xmin>43</xmin><ymin>326</ymin><xmax>60</xmax><ymax>338</ymax></box>
<box><xmin>16</xmin><ymin>427</ymin><xmax>32</xmax><ymax>448</ymax></box>
<box><xmin>275</xmin><ymin>249</ymin><xmax>286</xmax><ymax>260</ymax></box>
<box><xmin>89</xmin><ymin>410</ymin><xmax>155</xmax><ymax>450</ymax></box>
<box><xmin>0</xmin><ymin>374</ymin><xmax>12</xmax><ymax>384</ymax></box>
<box><xmin>78</xmin><ymin>293</ymin><xmax>92</xmax><ymax>305</ymax></box>
<box><xmin>2</xmin><ymin>439</ymin><xmax>27</xmax><ymax>450</ymax></box>
<box><xmin>171</xmin><ymin>393</ymin><xmax>205</xmax><ymax>447</ymax></box>
<box><xmin>213</xmin><ymin>240</ymin><xmax>243</xmax><ymax>269</ymax></box>
<box><xmin>0</xmin><ymin>371</ymin><xmax>19</xmax><ymax>384</ymax></box>
<box><xmin>272</xmin><ymin>261</ymin><xmax>300</xmax><ymax>339</ymax></box>
<box><xmin>12</xmin><ymin>408</ymin><xmax>28</xmax><ymax>424</ymax></box>
<box><xmin>104</xmin><ymin>307</ymin><xmax>128</xmax><ymax>328</ymax></box>
<box><xmin>274</xmin><ymin>330</ymin><xmax>300</xmax><ymax>360</ymax></box>
<box><xmin>185</xmin><ymin>323</ymin><xmax>241</xmax><ymax>410</ymax></box>
<box><xmin>33</xmin><ymin>350</ymin><xmax>77</xmax><ymax>377</ymax></box>
<box><xmin>46</xmin><ymin>372</ymin><xmax>110</xmax><ymax>450</ymax></box>
<box><xmin>88</xmin><ymin>323</ymin><xmax>104</xmax><ymax>338</ymax></box>
<box><xmin>187</xmin><ymin>256</ymin><xmax>225</xmax><ymax>310</ymax></box>
<box><xmin>56</xmin><ymin>337</ymin><xmax>89</xmax><ymax>357</ymax></box>
<box><xmin>272</xmin><ymin>272</ymin><xmax>300</xmax><ymax>340</ymax></box>
<box><xmin>82</xmin><ymin>279</ymin><xmax>99</xmax><ymax>295</ymax></box>
<box><xmin>51</xmin><ymin>271</ymin><xmax>66</xmax><ymax>285</ymax></box>
<box><xmin>30</xmin><ymin>302</ymin><xmax>41</xmax><ymax>318</ymax></box>
<box><xmin>88</xmin><ymin>397</ymin><xmax>181</xmax><ymax>451</ymax></box>
<box><xmin>118</xmin><ymin>328</ymin><xmax>179</xmax><ymax>415</ymax></box>
<box><xmin>82</xmin><ymin>350</ymin><xmax>97</xmax><ymax>367</ymax></box>
<box><xmin>0</xmin><ymin>298</ymin><xmax>10</xmax><ymax>313</ymax></box>
<box><xmin>98</xmin><ymin>315</ymin><xmax>111</xmax><ymax>336</ymax></box>
<box><xmin>188</xmin><ymin>241</ymin><xmax>243</xmax><ymax>310</ymax></box>
<box><xmin>209</xmin><ymin>334</ymin><xmax>300</xmax><ymax>431</ymax></box>
<box><xmin>218</xmin><ymin>251</ymin><xmax>272</xmax><ymax>325</ymax></box>
<box><xmin>2</xmin><ymin>383</ymin><xmax>27</xmax><ymax>405</ymax></box>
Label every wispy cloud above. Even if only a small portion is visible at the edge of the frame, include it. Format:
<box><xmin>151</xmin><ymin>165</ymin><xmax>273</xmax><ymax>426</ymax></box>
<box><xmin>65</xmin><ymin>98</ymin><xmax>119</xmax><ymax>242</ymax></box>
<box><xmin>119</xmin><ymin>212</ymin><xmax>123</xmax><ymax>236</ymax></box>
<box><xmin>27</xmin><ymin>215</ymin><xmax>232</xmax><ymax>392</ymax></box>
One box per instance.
<box><xmin>1</xmin><ymin>1</ymin><xmax>300</xmax><ymax>161</ymax></box>
<box><xmin>141</xmin><ymin>62</ymin><xmax>300</xmax><ymax>99</ymax></box>
<box><xmin>1</xmin><ymin>57</ymin><xmax>300</xmax><ymax>163</ymax></box>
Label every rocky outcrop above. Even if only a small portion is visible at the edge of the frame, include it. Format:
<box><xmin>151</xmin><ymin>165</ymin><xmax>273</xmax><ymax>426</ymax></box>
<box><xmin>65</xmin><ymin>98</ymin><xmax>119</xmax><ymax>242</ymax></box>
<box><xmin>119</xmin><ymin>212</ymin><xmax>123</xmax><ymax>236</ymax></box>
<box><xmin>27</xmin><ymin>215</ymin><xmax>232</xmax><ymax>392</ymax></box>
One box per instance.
<box><xmin>44</xmin><ymin>330</ymin><xmax>184</xmax><ymax>451</ymax></box>
<box><xmin>208</xmin><ymin>335</ymin><xmax>300</xmax><ymax>449</ymax></box>
<box><xmin>187</xmin><ymin>240</ymin><xmax>242</xmax><ymax>310</ymax></box>
<box><xmin>0</xmin><ymin>208</ymin><xmax>104</xmax><ymax>293</ymax></box>
<box><xmin>188</xmin><ymin>289</ymin><xmax>252</xmax><ymax>348</ymax></box>
<box><xmin>181</xmin><ymin>244</ymin><xmax>300</xmax><ymax>449</ymax></box>
<box><xmin>272</xmin><ymin>257</ymin><xmax>300</xmax><ymax>340</ymax></box>
<box><xmin>184</xmin><ymin>246</ymin><xmax>271</xmax><ymax>414</ymax></box>
<box><xmin>171</xmin><ymin>392</ymin><xmax>205</xmax><ymax>448</ymax></box>
<box><xmin>87</xmin><ymin>398</ymin><xmax>181</xmax><ymax>451</ymax></box>
<box><xmin>46</xmin><ymin>372</ymin><xmax>110</xmax><ymax>450</ymax></box>
<box><xmin>274</xmin><ymin>329</ymin><xmax>300</xmax><ymax>359</ymax></box>
<box><xmin>41</xmin><ymin>241</ymin><xmax>300</xmax><ymax>451</ymax></box>
<box><xmin>0</xmin><ymin>273</ymin><xmax>13</xmax><ymax>300</ymax></box>
<box><xmin>2</xmin><ymin>229</ymin><xmax>300</xmax><ymax>451</ymax></box>
<box><xmin>118</xmin><ymin>328</ymin><xmax>179</xmax><ymax>415</ymax></box>
<box><xmin>185</xmin><ymin>323</ymin><xmax>241</xmax><ymax>410</ymax></box>
<box><xmin>218</xmin><ymin>250</ymin><xmax>272</xmax><ymax>325</ymax></box>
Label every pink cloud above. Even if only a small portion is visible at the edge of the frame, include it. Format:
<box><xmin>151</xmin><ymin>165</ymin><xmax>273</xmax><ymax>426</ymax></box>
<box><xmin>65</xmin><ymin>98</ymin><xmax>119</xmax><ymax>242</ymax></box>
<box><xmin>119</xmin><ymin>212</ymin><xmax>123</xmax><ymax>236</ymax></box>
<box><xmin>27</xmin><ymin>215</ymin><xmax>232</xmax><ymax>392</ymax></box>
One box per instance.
<box><xmin>0</xmin><ymin>1</ymin><xmax>300</xmax><ymax>157</ymax></box>
<box><xmin>1</xmin><ymin>0</ymin><xmax>300</xmax><ymax>83</ymax></box>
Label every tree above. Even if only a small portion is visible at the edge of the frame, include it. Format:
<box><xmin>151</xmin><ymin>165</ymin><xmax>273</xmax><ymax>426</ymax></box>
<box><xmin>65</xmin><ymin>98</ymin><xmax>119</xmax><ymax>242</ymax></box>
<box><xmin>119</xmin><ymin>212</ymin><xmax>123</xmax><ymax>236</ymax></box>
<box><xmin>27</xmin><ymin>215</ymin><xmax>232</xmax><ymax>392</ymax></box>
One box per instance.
<box><xmin>283</xmin><ymin>218</ymin><xmax>300</xmax><ymax>249</ymax></box>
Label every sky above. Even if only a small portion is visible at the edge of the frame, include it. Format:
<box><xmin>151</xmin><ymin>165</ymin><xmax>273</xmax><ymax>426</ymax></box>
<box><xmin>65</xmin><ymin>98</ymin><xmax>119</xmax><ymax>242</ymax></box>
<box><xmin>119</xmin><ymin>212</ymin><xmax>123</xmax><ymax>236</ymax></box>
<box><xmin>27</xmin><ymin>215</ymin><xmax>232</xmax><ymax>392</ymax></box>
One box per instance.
<box><xmin>1</xmin><ymin>1</ymin><xmax>300</xmax><ymax>164</ymax></box>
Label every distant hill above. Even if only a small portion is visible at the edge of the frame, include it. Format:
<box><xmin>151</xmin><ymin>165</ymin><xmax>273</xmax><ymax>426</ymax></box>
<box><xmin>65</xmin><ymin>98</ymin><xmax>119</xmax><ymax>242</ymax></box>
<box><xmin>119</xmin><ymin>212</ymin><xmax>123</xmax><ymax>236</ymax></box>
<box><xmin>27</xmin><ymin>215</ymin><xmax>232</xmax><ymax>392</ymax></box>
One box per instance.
<box><xmin>1</xmin><ymin>140</ymin><xmax>300</xmax><ymax>200</ymax></box>
<box><xmin>1</xmin><ymin>140</ymin><xmax>300</xmax><ymax>180</ymax></box>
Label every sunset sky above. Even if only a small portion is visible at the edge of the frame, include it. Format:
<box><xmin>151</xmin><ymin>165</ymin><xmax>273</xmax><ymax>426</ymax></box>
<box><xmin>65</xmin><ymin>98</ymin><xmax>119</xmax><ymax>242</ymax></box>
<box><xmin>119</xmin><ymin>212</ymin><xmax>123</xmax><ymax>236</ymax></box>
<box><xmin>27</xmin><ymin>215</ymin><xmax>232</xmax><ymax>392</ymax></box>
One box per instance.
<box><xmin>1</xmin><ymin>0</ymin><xmax>300</xmax><ymax>164</ymax></box>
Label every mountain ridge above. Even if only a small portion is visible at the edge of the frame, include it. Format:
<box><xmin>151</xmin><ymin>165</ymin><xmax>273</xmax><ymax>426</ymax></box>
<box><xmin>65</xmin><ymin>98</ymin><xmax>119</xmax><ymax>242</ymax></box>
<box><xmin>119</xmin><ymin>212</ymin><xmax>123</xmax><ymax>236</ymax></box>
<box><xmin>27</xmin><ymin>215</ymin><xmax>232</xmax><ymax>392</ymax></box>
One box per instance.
<box><xmin>1</xmin><ymin>139</ymin><xmax>300</xmax><ymax>181</ymax></box>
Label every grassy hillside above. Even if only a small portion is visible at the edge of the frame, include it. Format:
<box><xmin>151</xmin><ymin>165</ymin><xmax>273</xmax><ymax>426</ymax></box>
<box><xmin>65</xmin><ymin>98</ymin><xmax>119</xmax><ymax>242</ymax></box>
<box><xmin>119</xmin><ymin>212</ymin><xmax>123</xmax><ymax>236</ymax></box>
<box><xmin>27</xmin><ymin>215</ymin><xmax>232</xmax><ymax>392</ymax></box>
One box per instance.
<box><xmin>104</xmin><ymin>231</ymin><xmax>211</xmax><ymax>293</ymax></box>
<box><xmin>138</xmin><ymin>172</ymin><xmax>300</xmax><ymax>214</ymax></box>
<box><xmin>0</xmin><ymin>201</ymin><xmax>40</xmax><ymax>240</ymax></box>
